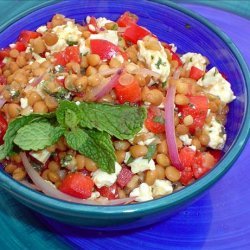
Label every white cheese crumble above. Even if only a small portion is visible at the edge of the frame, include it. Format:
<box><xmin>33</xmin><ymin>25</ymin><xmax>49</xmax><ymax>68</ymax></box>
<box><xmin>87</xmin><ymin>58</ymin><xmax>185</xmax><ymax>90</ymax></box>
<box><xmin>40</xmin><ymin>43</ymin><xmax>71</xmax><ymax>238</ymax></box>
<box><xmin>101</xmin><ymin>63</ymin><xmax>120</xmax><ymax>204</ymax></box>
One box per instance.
<box><xmin>124</xmin><ymin>152</ymin><xmax>156</xmax><ymax>174</ymax></box>
<box><xmin>180</xmin><ymin>52</ymin><xmax>208</xmax><ymax>71</ymax></box>
<box><xmin>20</xmin><ymin>98</ymin><xmax>28</xmax><ymax>109</ymax></box>
<box><xmin>79</xmin><ymin>38</ymin><xmax>90</xmax><ymax>55</ymax></box>
<box><xmin>33</xmin><ymin>53</ymin><xmax>46</xmax><ymax>64</ymax></box>
<box><xmin>137</xmin><ymin>40</ymin><xmax>170</xmax><ymax>82</ymax></box>
<box><xmin>179</xmin><ymin>134</ymin><xmax>192</xmax><ymax>146</ymax></box>
<box><xmin>36</xmin><ymin>25</ymin><xmax>48</xmax><ymax>33</ymax></box>
<box><xmin>92</xmin><ymin>162</ymin><xmax>122</xmax><ymax>188</ymax></box>
<box><xmin>152</xmin><ymin>180</ymin><xmax>173</xmax><ymax>197</ymax></box>
<box><xmin>197</xmin><ymin>67</ymin><xmax>236</xmax><ymax>103</ymax></box>
<box><xmin>129</xmin><ymin>183</ymin><xmax>153</xmax><ymax>202</ymax></box>
<box><xmin>29</xmin><ymin>150</ymin><xmax>50</xmax><ymax>164</ymax></box>
<box><xmin>95</xmin><ymin>17</ymin><xmax>113</xmax><ymax>28</ymax></box>
<box><xmin>88</xmin><ymin>191</ymin><xmax>101</xmax><ymax>200</ymax></box>
<box><xmin>90</xmin><ymin>30</ymin><xmax>119</xmax><ymax>45</ymax></box>
<box><xmin>48</xmin><ymin>21</ymin><xmax>82</xmax><ymax>52</ymax></box>
<box><xmin>203</xmin><ymin>116</ymin><xmax>226</xmax><ymax>149</ymax></box>
<box><xmin>169</xmin><ymin>43</ymin><xmax>177</xmax><ymax>53</ymax></box>
<box><xmin>188</xmin><ymin>145</ymin><xmax>197</xmax><ymax>151</ymax></box>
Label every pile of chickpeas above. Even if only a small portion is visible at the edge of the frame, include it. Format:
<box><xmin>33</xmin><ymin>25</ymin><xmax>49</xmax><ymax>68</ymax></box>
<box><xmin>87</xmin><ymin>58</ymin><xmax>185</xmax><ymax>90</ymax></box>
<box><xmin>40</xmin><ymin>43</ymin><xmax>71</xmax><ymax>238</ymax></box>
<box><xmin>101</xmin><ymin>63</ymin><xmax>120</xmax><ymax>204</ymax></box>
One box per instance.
<box><xmin>0</xmin><ymin>14</ymin><xmax>229</xmax><ymax>199</ymax></box>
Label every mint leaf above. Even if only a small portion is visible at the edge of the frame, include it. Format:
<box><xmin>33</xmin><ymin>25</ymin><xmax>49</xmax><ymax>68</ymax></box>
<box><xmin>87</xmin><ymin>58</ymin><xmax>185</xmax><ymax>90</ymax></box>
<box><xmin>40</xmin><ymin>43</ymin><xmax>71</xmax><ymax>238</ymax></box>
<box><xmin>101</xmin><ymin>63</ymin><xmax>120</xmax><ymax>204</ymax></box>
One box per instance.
<box><xmin>56</xmin><ymin>100</ymin><xmax>82</xmax><ymax>128</ymax></box>
<box><xmin>0</xmin><ymin>113</ymin><xmax>55</xmax><ymax>160</ymax></box>
<box><xmin>79</xmin><ymin>102</ymin><xmax>146</xmax><ymax>140</ymax></box>
<box><xmin>65</xmin><ymin>128</ymin><xmax>116</xmax><ymax>173</ymax></box>
<box><xmin>144</xmin><ymin>144</ymin><xmax>156</xmax><ymax>161</ymax></box>
<box><xmin>13</xmin><ymin>122</ymin><xmax>64</xmax><ymax>151</ymax></box>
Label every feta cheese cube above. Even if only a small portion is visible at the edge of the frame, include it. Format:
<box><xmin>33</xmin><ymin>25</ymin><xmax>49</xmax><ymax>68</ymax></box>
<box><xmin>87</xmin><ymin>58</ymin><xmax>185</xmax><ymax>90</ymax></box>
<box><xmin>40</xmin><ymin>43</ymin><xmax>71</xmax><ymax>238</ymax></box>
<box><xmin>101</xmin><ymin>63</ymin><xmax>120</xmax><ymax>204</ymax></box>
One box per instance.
<box><xmin>36</xmin><ymin>25</ymin><xmax>48</xmax><ymax>33</ymax></box>
<box><xmin>181</xmin><ymin>52</ymin><xmax>208</xmax><ymax>71</ymax></box>
<box><xmin>130</xmin><ymin>183</ymin><xmax>153</xmax><ymax>202</ymax></box>
<box><xmin>127</xmin><ymin>156</ymin><xmax>156</xmax><ymax>174</ymax></box>
<box><xmin>203</xmin><ymin>116</ymin><xmax>226</xmax><ymax>149</ymax></box>
<box><xmin>197</xmin><ymin>67</ymin><xmax>236</xmax><ymax>103</ymax></box>
<box><xmin>29</xmin><ymin>150</ymin><xmax>50</xmax><ymax>164</ymax></box>
<box><xmin>20</xmin><ymin>98</ymin><xmax>28</xmax><ymax>109</ymax></box>
<box><xmin>152</xmin><ymin>179</ymin><xmax>173</xmax><ymax>197</ymax></box>
<box><xmin>137</xmin><ymin>40</ymin><xmax>170</xmax><ymax>82</ymax></box>
<box><xmin>92</xmin><ymin>162</ymin><xmax>122</xmax><ymax>188</ymax></box>
<box><xmin>179</xmin><ymin>134</ymin><xmax>192</xmax><ymax>146</ymax></box>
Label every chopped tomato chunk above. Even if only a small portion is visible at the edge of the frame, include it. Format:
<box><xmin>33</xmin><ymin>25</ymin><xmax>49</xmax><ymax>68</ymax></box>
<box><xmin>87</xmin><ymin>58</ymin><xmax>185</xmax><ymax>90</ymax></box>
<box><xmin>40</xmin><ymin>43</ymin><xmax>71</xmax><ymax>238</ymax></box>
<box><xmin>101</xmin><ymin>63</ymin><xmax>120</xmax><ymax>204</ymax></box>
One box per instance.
<box><xmin>123</xmin><ymin>23</ymin><xmax>151</xmax><ymax>44</ymax></box>
<box><xmin>0</xmin><ymin>75</ymin><xmax>7</xmax><ymax>85</ymax></box>
<box><xmin>87</xmin><ymin>16</ymin><xmax>99</xmax><ymax>33</ymax></box>
<box><xmin>59</xmin><ymin>173</ymin><xmax>94</xmax><ymax>199</ymax></box>
<box><xmin>117</xmin><ymin>11</ymin><xmax>138</xmax><ymax>27</ymax></box>
<box><xmin>117</xmin><ymin>166</ymin><xmax>133</xmax><ymax>188</ymax></box>
<box><xmin>0</xmin><ymin>114</ymin><xmax>7</xmax><ymax>144</ymax></box>
<box><xmin>18</xmin><ymin>30</ymin><xmax>40</xmax><ymax>45</ymax></box>
<box><xmin>15</xmin><ymin>41</ymin><xmax>27</xmax><ymax>52</ymax></box>
<box><xmin>145</xmin><ymin>106</ymin><xmax>165</xmax><ymax>134</ymax></box>
<box><xmin>54</xmin><ymin>46</ymin><xmax>80</xmax><ymax>66</ymax></box>
<box><xmin>178</xmin><ymin>95</ymin><xmax>208</xmax><ymax>134</ymax></box>
<box><xmin>97</xmin><ymin>184</ymin><xmax>118</xmax><ymax>200</ymax></box>
<box><xmin>115</xmin><ymin>76</ymin><xmax>141</xmax><ymax>104</ymax></box>
<box><xmin>189</xmin><ymin>66</ymin><xmax>205</xmax><ymax>80</ymax></box>
<box><xmin>172</xmin><ymin>52</ymin><xmax>182</xmax><ymax>67</ymax></box>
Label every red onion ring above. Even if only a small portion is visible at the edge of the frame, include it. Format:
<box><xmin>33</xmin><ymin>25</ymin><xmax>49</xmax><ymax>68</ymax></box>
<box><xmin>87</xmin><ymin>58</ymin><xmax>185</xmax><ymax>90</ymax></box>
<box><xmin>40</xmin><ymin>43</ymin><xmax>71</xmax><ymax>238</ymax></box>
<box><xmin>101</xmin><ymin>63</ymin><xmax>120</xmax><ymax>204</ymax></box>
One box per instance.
<box><xmin>164</xmin><ymin>69</ymin><xmax>184</xmax><ymax>171</ymax></box>
<box><xmin>21</xmin><ymin>152</ymin><xmax>134</xmax><ymax>205</ymax></box>
<box><xmin>0</xmin><ymin>97</ymin><xmax>6</xmax><ymax>109</ymax></box>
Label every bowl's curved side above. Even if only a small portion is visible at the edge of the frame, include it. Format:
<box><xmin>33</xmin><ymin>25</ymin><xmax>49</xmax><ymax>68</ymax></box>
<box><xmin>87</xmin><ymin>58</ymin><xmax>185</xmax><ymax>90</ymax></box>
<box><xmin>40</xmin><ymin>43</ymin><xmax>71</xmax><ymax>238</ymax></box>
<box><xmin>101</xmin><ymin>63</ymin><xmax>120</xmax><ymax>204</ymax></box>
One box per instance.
<box><xmin>0</xmin><ymin>0</ymin><xmax>249</xmax><ymax>229</ymax></box>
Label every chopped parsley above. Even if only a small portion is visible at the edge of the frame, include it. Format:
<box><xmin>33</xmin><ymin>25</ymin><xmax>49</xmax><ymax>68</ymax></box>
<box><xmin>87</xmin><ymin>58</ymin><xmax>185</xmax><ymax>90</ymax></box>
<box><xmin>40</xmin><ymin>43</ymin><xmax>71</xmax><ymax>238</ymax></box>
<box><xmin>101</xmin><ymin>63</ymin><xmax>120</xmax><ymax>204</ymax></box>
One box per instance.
<box><xmin>66</xmin><ymin>40</ymin><xmax>78</xmax><ymax>46</ymax></box>
<box><xmin>153</xmin><ymin>115</ymin><xmax>165</xmax><ymax>124</ymax></box>
<box><xmin>126</xmin><ymin>155</ymin><xmax>134</xmax><ymax>164</ymax></box>
<box><xmin>162</xmin><ymin>80</ymin><xmax>167</xmax><ymax>88</ymax></box>
<box><xmin>155</xmin><ymin>57</ymin><xmax>166</xmax><ymax>69</ymax></box>
<box><xmin>144</xmin><ymin>144</ymin><xmax>157</xmax><ymax>161</ymax></box>
<box><xmin>60</xmin><ymin>154</ymin><xmax>73</xmax><ymax>168</ymax></box>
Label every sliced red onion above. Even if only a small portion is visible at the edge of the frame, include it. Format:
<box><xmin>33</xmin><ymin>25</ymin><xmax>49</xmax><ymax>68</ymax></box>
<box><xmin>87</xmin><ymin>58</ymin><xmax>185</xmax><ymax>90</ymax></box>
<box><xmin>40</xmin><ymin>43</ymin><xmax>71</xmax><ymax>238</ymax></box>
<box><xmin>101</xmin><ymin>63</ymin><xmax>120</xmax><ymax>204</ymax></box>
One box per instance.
<box><xmin>164</xmin><ymin>69</ymin><xmax>184</xmax><ymax>171</ymax></box>
<box><xmin>94</xmin><ymin>68</ymin><xmax>123</xmax><ymax>100</ymax></box>
<box><xmin>20</xmin><ymin>180</ymin><xmax>41</xmax><ymax>191</ymax></box>
<box><xmin>132</xmin><ymin>68</ymin><xmax>160</xmax><ymax>78</ymax></box>
<box><xmin>21</xmin><ymin>152</ymin><xmax>134</xmax><ymax>205</ymax></box>
<box><xmin>0</xmin><ymin>97</ymin><xmax>6</xmax><ymax>109</ymax></box>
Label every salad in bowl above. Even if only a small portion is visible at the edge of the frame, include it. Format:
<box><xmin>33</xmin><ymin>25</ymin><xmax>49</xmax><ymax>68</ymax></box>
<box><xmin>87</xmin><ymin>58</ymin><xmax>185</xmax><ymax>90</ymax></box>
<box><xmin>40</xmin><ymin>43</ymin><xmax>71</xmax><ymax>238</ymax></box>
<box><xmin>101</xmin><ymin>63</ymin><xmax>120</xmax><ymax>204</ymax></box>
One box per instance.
<box><xmin>0</xmin><ymin>11</ymin><xmax>236</xmax><ymax>205</ymax></box>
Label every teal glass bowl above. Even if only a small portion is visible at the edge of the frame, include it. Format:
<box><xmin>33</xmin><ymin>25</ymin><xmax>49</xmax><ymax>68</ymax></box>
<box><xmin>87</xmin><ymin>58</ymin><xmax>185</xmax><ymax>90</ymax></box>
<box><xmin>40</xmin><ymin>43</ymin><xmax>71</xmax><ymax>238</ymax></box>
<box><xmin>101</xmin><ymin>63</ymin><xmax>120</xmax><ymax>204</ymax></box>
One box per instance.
<box><xmin>0</xmin><ymin>0</ymin><xmax>249</xmax><ymax>230</ymax></box>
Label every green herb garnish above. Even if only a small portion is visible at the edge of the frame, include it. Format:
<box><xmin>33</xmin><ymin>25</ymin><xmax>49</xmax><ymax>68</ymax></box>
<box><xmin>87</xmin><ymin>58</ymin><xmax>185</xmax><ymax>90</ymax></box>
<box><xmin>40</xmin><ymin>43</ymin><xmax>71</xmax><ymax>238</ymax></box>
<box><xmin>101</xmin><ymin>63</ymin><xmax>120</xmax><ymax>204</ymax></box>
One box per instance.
<box><xmin>66</xmin><ymin>40</ymin><xmax>78</xmax><ymax>46</ymax></box>
<box><xmin>153</xmin><ymin>115</ymin><xmax>165</xmax><ymax>124</ymax></box>
<box><xmin>144</xmin><ymin>144</ymin><xmax>156</xmax><ymax>161</ymax></box>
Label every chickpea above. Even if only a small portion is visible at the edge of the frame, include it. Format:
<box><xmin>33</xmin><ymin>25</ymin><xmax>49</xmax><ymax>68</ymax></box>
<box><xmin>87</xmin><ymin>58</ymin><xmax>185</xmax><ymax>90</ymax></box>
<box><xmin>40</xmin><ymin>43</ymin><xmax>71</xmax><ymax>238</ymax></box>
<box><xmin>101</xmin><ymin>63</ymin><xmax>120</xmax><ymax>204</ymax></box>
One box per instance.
<box><xmin>9</xmin><ymin>62</ymin><xmax>19</xmax><ymax>73</ymax></box>
<box><xmin>155</xmin><ymin>165</ymin><xmax>166</xmax><ymax>179</ymax></box>
<box><xmin>5</xmin><ymin>163</ymin><xmax>18</xmax><ymax>174</ymax></box>
<box><xmin>76</xmin><ymin>154</ymin><xmax>85</xmax><ymax>170</ymax></box>
<box><xmin>64</xmin><ymin>74</ymin><xmax>78</xmax><ymax>91</ymax></box>
<box><xmin>176</xmin><ymin>124</ymin><xmax>189</xmax><ymax>135</ymax></box>
<box><xmin>183</xmin><ymin>115</ymin><xmax>194</xmax><ymax>126</ymax></box>
<box><xmin>75</xmin><ymin>76</ymin><xmax>88</xmax><ymax>92</ymax></box>
<box><xmin>51</xmin><ymin>14</ymin><xmax>66</xmax><ymax>27</ymax></box>
<box><xmin>85</xmin><ymin>157</ymin><xmax>97</xmax><ymax>172</ymax></box>
<box><xmin>10</xmin><ymin>154</ymin><xmax>22</xmax><ymax>164</ymax></box>
<box><xmin>32</xmin><ymin>67</ymin><xmax>46</xmax><ymax>77</ymax></box>
<box><xmin>156</xmin><ymin>154</ymin><xmax>170</xmax><ymax>167</ymax></box>
<box><xmin>82</xmin><ymin>30</ymin><xmax>91</xmax><ymax>39</ymax></box>
<box><xmin>48</xmin><ymin>171</ymin><xmax>60</xmax><ymax>183</ymax></box>
<box><xmin>87</xmin><ymin>54</ymin><xmax>100</xmax><ymax>67</ymax></box>
<box><xmin>8</xmin><ymin>103</ymin><xmax>21</xmax><ymax>118</ymax></box>
<box><xmin>80</xmin><ymin>56</ymin><xmax>88</xmax><ymax>68</ymax></box>
<box><xmin>126</xmin><ymin>46</ymin><xmax>138</xmax><ymax>63</ymax></box>
<box><xmin>118</xmin><ymin>188</ymin><xmax>127</xmax><ymax>199</ymax></box>
<box><xmin>145</xmin><ymin>170</ymin><xmax>158</xmax><ymax>185</ymax></box>
<box><xmin>135</xmin><ymin>74</ymin><xmax>147</xmax><ymax>87</ymax></box>
<box><xmin>114</xmin><ymin>140</ymin><xmax>130</xmax><ymax>151</ymax></box>
<box><xmin>175</xmin><ymin>94</ymin><xmax>189</xmax><ymax>105</ymax></box>
<box><xmin>192</xmin><ymin>138</ymin><xmax>201</xmax><ymax>150</ymax></box>
<box><xmin>12</xmin><ymin>168</ymin><xmax>26</xmax><ymax>181</ymax></box>
<box><xmin>31</xmin><ymin>61</ymin><xmax>40</xmax><ymax>70</ymax></box>
<box><xmin>115</xmin><ymin>150</ymin><xmax>126</xmax><ymax>164</ymax></box>
<box><xmin>27</xmin><ymin>91</ymin><xmax>42</xmax><ymax>106</ymax></box>
<box><xmin>13</xmin><ymin>73</ymin><xmax>27</xmax><ymax>84</ymax></box>
<box><xmin>86</xmin><ymin>66</ymin><xmax>97</xmax><ymax>76</ymax></box>
<box><xmin>165</xmin><ymin>166</ymin><xmax>181</xmax><ymax>182</ymax></box>
<box><xmin>157</xmin><ymin>140</ymin><xmax>168</xmax><ymax>154</ymax></box>
<box><xmin>48</xmin><ymin>161</ymin><xmax>60</xmax><ymax>172</ymax></box>
<box><xmin>130</xmin><ymin>145</ymin><xmax>148</xmax><ymax>158</ymax></box>
<box><xmin>31</xmin><ymin>37</ymin><xmax>46</xmax><ymax>54</ymax></box>
<box><xmin>142</xmin><ymin>87</ymin><xmax>164</xmax><ymax>106</ymax></box>
<box><xmin>44</xmin><ymin>95</ymin><xmax>58</xmax><ymax>111</ymax></box>
<box><xmin>109</xmin><ymin>57</ymin><xmax>122</xmax><ymax>68</ymax></box>
<box><xmin>16</xmin><ymin>55</ymin><xmax>26</xmax><ymax>67</ymax></box>
<box><xmin>9</xmin><ymin>49</ymin><xmax>19</xmax><ymax>58</ymax></box>
<box><xmin>199</xmin><ymin>134</ymin><xmax>210</xmax><ymax>146</ymax></box>
<box><xmin>125</xmin><ymin>175</ymin><xmax>140</xmax><ymax>193</ymax></box>
<box><xmin>41</xmin><ymin>60</ymin><xmax>51</xmax><ymax>69</ymax></box>
<box><xmin>98</xmin><ymin>64</ymin><xmax>110</xmax><ymax>73</ymax></box>
<box><xmin>33</xmin><ymin>101</ymin><xmax>48</xmax><ymax>113</ymax></box>
<box><xmin>43</xmin><ymin>32</ymin><xmax>58</xmax><ymax>46</ymax></box>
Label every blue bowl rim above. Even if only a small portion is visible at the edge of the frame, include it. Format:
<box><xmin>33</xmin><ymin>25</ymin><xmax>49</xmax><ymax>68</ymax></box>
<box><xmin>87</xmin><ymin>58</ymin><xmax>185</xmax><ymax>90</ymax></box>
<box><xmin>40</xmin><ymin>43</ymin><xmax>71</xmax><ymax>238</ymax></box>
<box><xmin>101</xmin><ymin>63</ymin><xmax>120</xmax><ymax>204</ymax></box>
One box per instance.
<box><xmin>0</xmin><ymin>0</ymin><xmax>249</xmax><ymax>218</ymax></box>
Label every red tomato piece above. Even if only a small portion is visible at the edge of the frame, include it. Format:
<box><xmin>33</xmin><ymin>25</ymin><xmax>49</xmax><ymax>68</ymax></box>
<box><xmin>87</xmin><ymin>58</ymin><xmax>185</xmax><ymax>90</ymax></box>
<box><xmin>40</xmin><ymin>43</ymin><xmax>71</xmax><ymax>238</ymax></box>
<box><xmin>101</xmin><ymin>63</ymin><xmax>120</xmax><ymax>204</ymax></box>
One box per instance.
<box><xmin>15</xmin><ymin>41</ymin><xmax>27</xmax><ymax>52</ymax></box>
<box><xmin>0</xmin><ymin>75</ymin><xmax>7</xmax><ymax>85</ymax></box>
<box><xmin>189</xmin><ymin>66</ymin><xmax>205</xmax><ymax>80</ymax></box>
<box><xmin>87</xmin><ymin>16</ymin><xmax>99</xmax><ymax>33</ymax></box>
<box><xmin>65</xmin><ymin>46</ymin><xmax>80</xmax><ymax>64</ymax></box>
<box><xmin>208</xmin><ymin>149</ymin><xmax>223</xmax><ymax>163</ymax></box>
<box><xmin>144</xmin><ymin>106</ymin><xmax>165</xmax><ymax>134</ymax></box>
<box><xmin>18</xmin><ymin>30</ymin><xmax>40</xmax><ymax>45</ymax></box>
<box><xmin>97</xmin><ymin>184</ymin><xmax>118</xmax><ymax>200</ymax></box>
<box><xmin>180</xmin><ymin>166</ymin><xmax>193</xmax><ymax>186</ymax></box>
<box><xmin>90</xmin><ymin>39</ymin><xmax>122</xmax><ymax>60</ymax></box>
<box><xmin>179</xmin><ymin>95</ymin><xmax>208</xmax><ymax>134</ymax></box>
<box><xmin>123</xmin><ymin>23</ymin><xmax>151</xmax><ymax>44</ymax></box>
<box><xmin>117</xmin><ymin>166</ymin><xmax>133</xmax><ymax>188</ymax></box>
<box><xmin>0</xmin><ymin>114</ymin><xmax>8</xmax><ymax>144</ymax></box>
<box><xmin>192</xmin><ymin>152</ymin><xmax>216</xmax><ymax>179</ymax></box>
<box><xmin>0</xmin><ymin>48</ymin><xmax>10</xmax><ymax>61</ymax></box>
<box><xmin>59</xmin><ymin>173</ymin><xmax>94</xmax><ymax>199</ymax></box>
<box><xmin>115</xmin><ymin>78</ymin><xmax>141</xmax><ymax>104</ymax></box>
<box><xmin>54</xmin><ymin>51</ymin><xmax>67</xmax><ymax>66</ymax></box>
<box><xmin>172</xmin><ymin>53</ymin><xmax>182</xmax><ymax>67</ymax></box>
<box><xmin>117</xmin><ymin>11</ymin><xmax>138</xmax><ymax>27</ymax></box>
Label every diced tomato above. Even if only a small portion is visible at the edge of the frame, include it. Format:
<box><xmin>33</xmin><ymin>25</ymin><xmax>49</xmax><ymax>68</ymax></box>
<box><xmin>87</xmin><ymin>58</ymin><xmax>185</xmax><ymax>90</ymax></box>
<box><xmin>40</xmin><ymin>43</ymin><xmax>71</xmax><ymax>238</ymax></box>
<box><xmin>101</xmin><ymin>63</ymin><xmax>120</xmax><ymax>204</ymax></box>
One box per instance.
<box><xmin>180</xmin><ymin>166</ymin><xmax>193</xmax><ymax>186</ymax></box>
<box><xmin>117</xmin><ymin>11</ymin><xmax>138</xmax><ymax>27</ymax></box>
<box><xmin>65</xmin><ymin>46</ymin><xmax>80</xmax><ymax>63</ymax></box>
<box><xmin>192</xmin><ymin>151</ymin><xmax>216</xmax><ymax>179</ymax></box>
<box><xmin>15</xmin><ymin>41</ymin><xmax>27</xmax><ymax>52</ymax></box>
<box><xmin>123</xmin><ymin>23</ymin><xmax>151</xmax><ymax>44</ymax></box>
<box><xmin>18</xmin><ymin>30</ymin><xmax>40</xmax><ymax>45</ymax></box>
<box><xmin>178</xmin><ymin>95</ymin><xmax>208</xmax><ymax>134</ymax></box>
<box><xmin>179</xmin><ymin>147</ymin><xmax>196</xmax><ymax>168</ymax></box>
<box><xmin>172</xmin><ymin>52</ymin><xmax>182</xmax><ymax>67</ymax></box>
<box><xmin>0</xmin><ymin>114</ymin><xmax>8</xmax><ymax>144</ymax></box>
<box><xmin>59</xmin><ymin>173</ymin><xmax>94</xmax><ymax>199</ymax></box>
<box><xmin>97</xmin><ymin>184</ymin><xmax>118</xmax><ymax>200</ymax></box>
<box><xmin>87</xmin><ymin>16</ymin><xmax>99</xmax><ymax>33</ymax></box>
<box><xmin>90</xmin><ymin>39</ymin><xmax>123</xmax><ymax>60</ymax></box>
<box><xmin>189</xmin><ymin>66</ymin><xmax>205</xmax><ymax>80</ymax></box>
<box><xmin>209</xmin><ymin>149</ymin><xmax>223</xmax><ymax>163</ymax></box>
<box><xmin>115</xmin><ymin>77</ymin><xmax>141</xmax><ymax>104</ymax></box>
<box><xmin>145</xmin><ymin>106</ymin><xmax>165</xmax><ymax>134</ymax></box>
<box><xmin>54</xmin><ymin>46</ymin><xmax>80</xmax><ymax>66</ymax></box>
<box><xmin>117</xmin><ymin>166</ymin><xmax>133</xmax><ymax>188</ymax></box>
<box><xmin>0</xmin><ymin>75</ymin><xmax>7</xmax><ymax>85</ymax></box>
